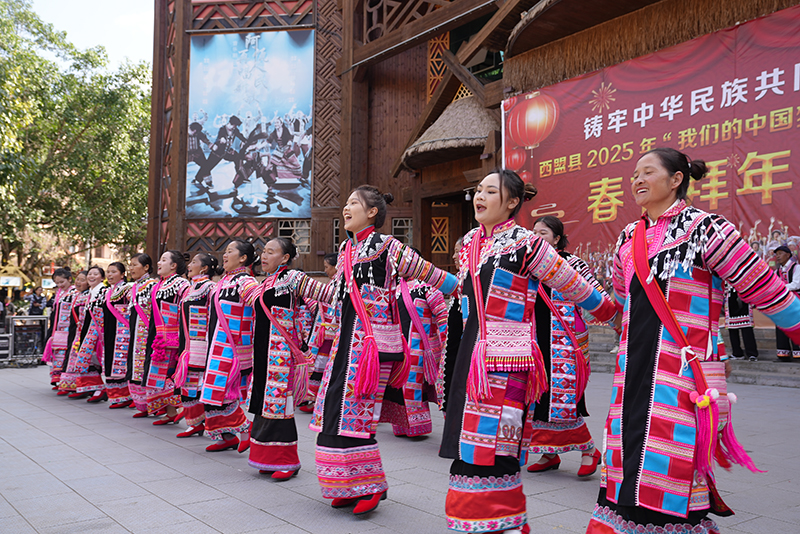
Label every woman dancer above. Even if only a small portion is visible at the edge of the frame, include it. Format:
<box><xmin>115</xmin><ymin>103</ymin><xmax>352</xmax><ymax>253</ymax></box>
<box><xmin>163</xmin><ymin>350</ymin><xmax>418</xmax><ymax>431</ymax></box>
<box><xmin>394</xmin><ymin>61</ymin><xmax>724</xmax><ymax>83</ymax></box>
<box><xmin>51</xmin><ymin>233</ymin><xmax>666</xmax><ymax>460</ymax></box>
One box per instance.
<box><xmin>102</xmin><ymin>262</ymin><xmax>134</xmax><ymax>408</ymax></box>
<box><xmin>441</xmin><ymin>170</ymin><xmax>616</xmax><ymax>534</ymax></box>
<box><xmin>71</xmin><ymin>266</ymin><xmax>108</xmax><ymax>402</ymax></box>
<box><xmin>311</xmin><ymin>185</ymin><xmax>457</xmax><ymax>516</ymax></box>
<box><xmin>146</xmin><ymin>251</ymin><xmax>191</xmax><ymax>424</ymax></box>
<box><xmin>127</xmin><ymin>254</ymin><xmax>159</xmax><ymax>417</ymax></box>
<box><xmin>526</xmin><ymin>216</ymin><xmax>607</xmax><ymax>477</ymax></box>
<box><xmin>381</xmin><ymin>275</ymin><xmax>448</xmax><ymax>437</ymax></box>
<box><xmin>174</xmin><ymin>253</ymin><xmax>219</xmax><ymax>438</ymax></box>
<box><xmin>586</xmin><ymin>148</ymin><xmax>800</xmax><ymax>534</ymax></box>
<box><xmin>200</xmin><ymin>240</ymin><xmax>258</xmax><ymax>452</ymax></box>
<box><xmin>300</xmin><ymin>252</ymin><xmax>339</xmax><ymax>413</ymax></box>
<box><xmin>44</xmin><ymin>268</ymin><xmax>76</xmax><ymax>390</ymax></box>
<box><xmin>57</xmin><ymin>271</ymin><xmax>89</xmax><ymax>396</ymax></box>
<box><xmin>240</xmin><ymin>237</ymin><xmax>333</xmax><ymax>479</ymax></box>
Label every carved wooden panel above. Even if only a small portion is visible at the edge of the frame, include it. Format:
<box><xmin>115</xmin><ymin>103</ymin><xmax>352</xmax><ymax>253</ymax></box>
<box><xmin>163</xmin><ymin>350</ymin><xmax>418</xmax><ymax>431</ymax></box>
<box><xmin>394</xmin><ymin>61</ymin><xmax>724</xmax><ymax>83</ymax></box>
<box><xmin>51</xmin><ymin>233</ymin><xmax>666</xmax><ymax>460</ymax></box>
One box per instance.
<box><xmin>190</xmin><ymin>1</ymin><xmax>313</xmax><ymax>31</ymax></box>
<box><xmin>427</xmin><ymin>32</ymin><xmax>449</xmax><ymax>100</ymax></box>
<box><xmin>185</xmin><ymin>220</ymin><xmax>275</xmax><ymax>255</ymax></box>
<box><xmin>313</xmin><ymin>0</ymin><xmax>342</xmax><ymax>208</ymax></box>
<box><xmin>365</xmin><ymin>0</ymin><xmax>453</xmax><ymax>43</ymax></box>
<box><xmin>431</xmin><ymin>216</ymin><xmax>449</xmax><ymax>253</ymax></box>
<box><xmin>153</xmin><ymin>0</ymin><xmax>178</xmax><ymax>256</ymax></box>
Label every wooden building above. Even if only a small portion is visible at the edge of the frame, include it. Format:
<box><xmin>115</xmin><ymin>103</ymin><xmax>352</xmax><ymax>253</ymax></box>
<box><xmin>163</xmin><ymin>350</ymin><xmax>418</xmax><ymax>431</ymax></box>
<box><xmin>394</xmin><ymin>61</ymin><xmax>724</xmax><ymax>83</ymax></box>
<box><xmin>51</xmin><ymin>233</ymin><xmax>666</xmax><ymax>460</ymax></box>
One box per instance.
<box><xmin>147</xmin><ymin>0</ymin><xmax>800</xmax><ymax>271</ymax></box>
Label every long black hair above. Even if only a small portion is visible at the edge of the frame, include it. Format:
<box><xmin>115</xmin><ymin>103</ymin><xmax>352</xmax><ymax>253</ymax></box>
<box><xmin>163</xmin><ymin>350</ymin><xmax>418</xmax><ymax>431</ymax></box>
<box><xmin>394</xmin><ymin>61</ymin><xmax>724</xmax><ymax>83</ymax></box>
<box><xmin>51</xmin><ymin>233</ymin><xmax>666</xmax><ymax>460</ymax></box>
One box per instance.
<box><xmin>642</xmin><ymin>147</ymin><xmax>708</xmax><ymax>200</ymax></box>
<box><xmin>165</xmin><ymin>250</ymin><xmax>188</xmax><ymax>276</ymax></box>
<box><xmin>131</xmin><ymin>253</ymin><xmax>154</xmax><ymax>274</ymax></box>
<box><xmin>353</xmin><ymin>185</ymin><xmax>394</xmax><ymax>229</ymax></box>
<box><xmin>491</xmin><ymin>168</ymin><xmax>537</xmax><ymax>218</ymax></box>
<box><xmin>533</xmin><ymin>215</ymin><xmax>569</xmax><ymax>251</ymax></box>
<box><xmin>231</xmin><ymin>239</ymin><xmax>257</xmax><ymax>267</ymax></box>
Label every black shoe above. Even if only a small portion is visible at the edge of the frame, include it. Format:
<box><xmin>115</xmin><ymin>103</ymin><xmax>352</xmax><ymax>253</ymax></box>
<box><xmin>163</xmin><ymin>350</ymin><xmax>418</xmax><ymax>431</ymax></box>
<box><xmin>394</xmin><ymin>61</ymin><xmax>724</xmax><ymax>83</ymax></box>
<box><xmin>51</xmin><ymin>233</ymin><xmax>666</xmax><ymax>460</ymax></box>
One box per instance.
<box><xmin>730</xmin><ymin>355</ymin><xmax>745</xmax><ymax>360</ymax></box>
<box><xmin>749</xmin><ymin>355</ymin><xmax>758</xmax><ymax>362</ymax></box>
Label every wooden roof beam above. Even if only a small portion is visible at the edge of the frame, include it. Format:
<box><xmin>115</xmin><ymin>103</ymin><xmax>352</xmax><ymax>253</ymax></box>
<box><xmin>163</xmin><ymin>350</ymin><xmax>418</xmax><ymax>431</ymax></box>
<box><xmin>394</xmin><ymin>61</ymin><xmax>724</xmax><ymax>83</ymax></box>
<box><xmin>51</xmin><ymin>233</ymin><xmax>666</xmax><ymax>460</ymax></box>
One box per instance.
<box><xmin>441</xmin><ymin>49</ymin><xmax>485</xmax><ymax>104</ymax></box>
<box><xmin>337</xmin><ymin>0</ymin><xmax>497</xmax><ymax>75</ymax></box>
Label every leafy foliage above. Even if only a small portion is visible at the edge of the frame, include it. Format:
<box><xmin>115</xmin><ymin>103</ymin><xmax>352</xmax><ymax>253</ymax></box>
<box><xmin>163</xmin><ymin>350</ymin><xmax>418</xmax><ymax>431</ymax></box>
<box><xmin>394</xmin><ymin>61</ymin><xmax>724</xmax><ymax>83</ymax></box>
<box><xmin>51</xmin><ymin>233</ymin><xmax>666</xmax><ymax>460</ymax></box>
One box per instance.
<box><xmin>0</xmin><ymin>0</ymin><xmax>151</xmax><ymax>276</ymax></box>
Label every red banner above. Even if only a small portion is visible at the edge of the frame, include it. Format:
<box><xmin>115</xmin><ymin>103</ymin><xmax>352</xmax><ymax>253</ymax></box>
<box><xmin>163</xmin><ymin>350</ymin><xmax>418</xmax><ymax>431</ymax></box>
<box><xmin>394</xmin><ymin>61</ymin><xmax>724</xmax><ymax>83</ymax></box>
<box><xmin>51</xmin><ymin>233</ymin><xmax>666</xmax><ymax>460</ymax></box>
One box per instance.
<box><xmin>503</xmin><ymin>5</ymin><xmax>800</xmax><ymax>275</ymax></box>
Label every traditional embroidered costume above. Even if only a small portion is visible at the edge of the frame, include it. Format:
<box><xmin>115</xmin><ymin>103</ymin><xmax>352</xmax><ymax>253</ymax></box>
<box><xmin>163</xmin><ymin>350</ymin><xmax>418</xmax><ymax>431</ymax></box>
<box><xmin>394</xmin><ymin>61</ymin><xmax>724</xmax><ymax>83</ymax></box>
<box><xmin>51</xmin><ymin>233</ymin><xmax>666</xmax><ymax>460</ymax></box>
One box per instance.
<box><xmin>57</xmin><ymin>288</ymin><xmax>91</xmax><ymax>393</ymax></box>
<box><xmin>440</xmin><ymin>219</ymin><xmax>615</xmax><ymax>534</ymax></box>
<box><xmin>70</xmin><ymin>284</ymin><xmax>108</xmax><ymax>394</ymax></box>
<box><xmin>776</xmin><ymin>255</ymin><xmax>800</xmax><ymax>360</ymax></box>
<box><xmin>587</xmin><ymin>201</ymin><xmax>800</xmax><ymax>534</ymax></box>
<box><xmin>201</xmin><ymin>266</ymin><xmax>256</xmax><ymax>440</ymax></box>
<box><xmin>381</xmin><ymin>280</ymin><xmax>448</xmax><ymax>437</ymax></box>
<box><xmin>723</xmin><ymin>283</ymin><xmax>758</xmax><ymax>360</ymax></box>
<box><xmin>307</xmin><ymin>302</ymin><xmax>337</xmax><ymax>402</ymax></box>
<box><xmin>127</xmin><ymin>275</ymin><xmax>158</xmax><ymax>412</ymax></box>
<box><xmin>176</xmin><ymin>274</ymin><xmax>216</xmax><ymax>427</ymax></box>
<box><xmin>310</xmin><ymin>226</ymin><xmax>457</xmax><ymax>502</ymax></box>
<box><xmin>44</xmin><ymin>286</ymin><xmax>77</xmax><ymax>387</ymax></box>
<box><xmin>103</xmin><ymin>281</ymin><xmax>134</xmax><ymax>406</ymax></box>
<box><xmin>528</xmin><ymin>252</ymin><xmax>605</xmax><ymax>458</ymax></box>
<box><xmin>239</xmin><ymin>266</ymin><xmax>333</xmax><ymax>474</ymax></box>
<box><xmin>143</xmin><ymin>273</ymin><xmax>190</xmax><ymax>414</ymax></box>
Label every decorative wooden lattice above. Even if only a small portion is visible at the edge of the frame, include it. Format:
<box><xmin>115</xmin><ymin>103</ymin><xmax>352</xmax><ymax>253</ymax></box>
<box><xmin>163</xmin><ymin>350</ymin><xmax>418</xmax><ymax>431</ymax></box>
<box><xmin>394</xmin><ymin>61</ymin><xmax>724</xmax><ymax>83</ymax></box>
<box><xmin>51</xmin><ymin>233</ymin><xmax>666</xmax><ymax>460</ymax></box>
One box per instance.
<box><xmin>190</xmin><ymin>1</ymin><xmax>314</xmax><ymax>31</ymax></box>
<box><xmin>427</xmin><ymin>32</ymin><xmax>449</xmax><ymax>101</ymax></box>
<box><xmin>431</xmin><ymin>217</ymin><xmax>449</xmax><ymax>253</ymax></box>
<box><xmin>186</xmin><ymin>221</ymin><xmax>275</xmax><ymax>254</ymax></box>
<box><xmin>365</xmin><ymin>0</ymin><xmax>453</xmax><ymax>43</ymax></box>
<box><xmin>452</xmin><ymin>83</ymin><xmax>473</xmax><ymax>102</ymax></box>
<box><xmin>313</xmin><ymin>0</ymin><xmax>342</xmax><ymax>208</ymax></box>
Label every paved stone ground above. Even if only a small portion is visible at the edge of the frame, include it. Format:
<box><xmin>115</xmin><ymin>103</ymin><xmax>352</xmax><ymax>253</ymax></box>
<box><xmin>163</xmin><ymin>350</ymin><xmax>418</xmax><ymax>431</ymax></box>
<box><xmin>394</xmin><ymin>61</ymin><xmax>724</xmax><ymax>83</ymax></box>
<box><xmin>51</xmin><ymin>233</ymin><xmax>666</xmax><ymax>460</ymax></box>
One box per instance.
<box><xmin>1</xmin><ymin>366</ymin><xmax>798</xmax><ymax>534</ymax></box>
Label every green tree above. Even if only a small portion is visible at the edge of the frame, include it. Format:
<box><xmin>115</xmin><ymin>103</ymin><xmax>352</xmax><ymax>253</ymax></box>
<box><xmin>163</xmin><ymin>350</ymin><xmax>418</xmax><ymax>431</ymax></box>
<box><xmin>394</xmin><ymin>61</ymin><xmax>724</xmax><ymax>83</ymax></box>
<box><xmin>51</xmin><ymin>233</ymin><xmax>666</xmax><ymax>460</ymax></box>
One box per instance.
<box><xmin>0</xmin><ymin>0</ymin><xmax>151</xmax><ymax>277</ymax></box>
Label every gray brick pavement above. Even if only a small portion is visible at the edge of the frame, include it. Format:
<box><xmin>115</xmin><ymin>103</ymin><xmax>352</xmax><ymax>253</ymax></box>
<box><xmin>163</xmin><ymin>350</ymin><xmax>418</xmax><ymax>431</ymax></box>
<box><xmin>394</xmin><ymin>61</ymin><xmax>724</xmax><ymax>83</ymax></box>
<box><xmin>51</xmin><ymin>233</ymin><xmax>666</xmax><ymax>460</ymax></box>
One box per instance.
<box><xmin>1</xmin><ymin>366</ymin><xmax>798</xmax><ymax>533</ymax></box>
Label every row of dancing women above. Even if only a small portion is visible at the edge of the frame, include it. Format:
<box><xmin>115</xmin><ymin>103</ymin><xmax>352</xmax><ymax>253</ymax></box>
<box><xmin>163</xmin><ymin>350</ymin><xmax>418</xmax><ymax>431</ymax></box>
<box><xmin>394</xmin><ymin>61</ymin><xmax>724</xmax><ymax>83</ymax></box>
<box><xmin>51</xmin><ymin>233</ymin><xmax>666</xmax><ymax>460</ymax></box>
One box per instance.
<box><xmin>43</xmin><ymin>146</ymin><xmax>800</xmax><ymax>534</ymax></box>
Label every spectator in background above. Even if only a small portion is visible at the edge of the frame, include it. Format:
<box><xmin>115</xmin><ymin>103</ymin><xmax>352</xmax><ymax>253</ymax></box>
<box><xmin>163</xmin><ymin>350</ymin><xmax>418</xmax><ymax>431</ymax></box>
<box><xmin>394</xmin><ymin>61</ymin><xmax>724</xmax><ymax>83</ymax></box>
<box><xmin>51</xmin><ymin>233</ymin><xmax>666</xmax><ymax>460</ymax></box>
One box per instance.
<box><xmin>26</xmin><ymin>287</ymin><xmax>47</xmax><ymax>315</ymax></box>
<box><xmin>724</xmin><ymin>283</ymin><xmax>759</xmax><ymax>362</ymax></box>
<box><xmin>775</xmin><ymin>245</ymin><xmax>800</xmax><ymax>361</ymax></box>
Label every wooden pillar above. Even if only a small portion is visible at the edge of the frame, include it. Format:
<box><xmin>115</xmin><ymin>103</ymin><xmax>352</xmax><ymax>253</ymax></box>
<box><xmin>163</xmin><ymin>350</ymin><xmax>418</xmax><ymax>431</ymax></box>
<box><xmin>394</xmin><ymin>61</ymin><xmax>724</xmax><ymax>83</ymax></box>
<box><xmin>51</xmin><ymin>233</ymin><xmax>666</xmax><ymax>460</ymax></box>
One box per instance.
<box><xmin>146</xmin><ymin>0</ymin><xmax>167</xmax><ymax>262</ymax></box>
<box><xmin>339</xmin><ymin>0</ymin><xmax>369</xmax><ymax>204</ymax></box>
<box><xmin>168</xmin><ymin>0</ymin><xmax>191</xmax><ymax>252</ymax></box>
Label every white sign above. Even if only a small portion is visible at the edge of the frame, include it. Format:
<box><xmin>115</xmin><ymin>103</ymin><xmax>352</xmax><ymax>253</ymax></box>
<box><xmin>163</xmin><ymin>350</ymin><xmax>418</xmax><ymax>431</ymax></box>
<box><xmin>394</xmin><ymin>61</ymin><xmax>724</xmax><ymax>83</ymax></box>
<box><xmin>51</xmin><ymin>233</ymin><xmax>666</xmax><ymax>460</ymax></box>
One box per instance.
<box><xmin>0</xmin><ymin>276</ymin><xmax>22</xmax><ymax>287</ymax></box>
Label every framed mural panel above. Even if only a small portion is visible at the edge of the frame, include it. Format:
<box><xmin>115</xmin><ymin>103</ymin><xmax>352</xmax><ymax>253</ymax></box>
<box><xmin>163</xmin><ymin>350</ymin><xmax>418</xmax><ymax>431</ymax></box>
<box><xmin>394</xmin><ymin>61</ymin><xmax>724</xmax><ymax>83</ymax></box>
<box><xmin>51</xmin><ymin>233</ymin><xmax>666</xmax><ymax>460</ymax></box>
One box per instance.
<box><xmin>186</xmin><ymin>30</ymin><xmax>314</xmax><ymax>218</ymax></box>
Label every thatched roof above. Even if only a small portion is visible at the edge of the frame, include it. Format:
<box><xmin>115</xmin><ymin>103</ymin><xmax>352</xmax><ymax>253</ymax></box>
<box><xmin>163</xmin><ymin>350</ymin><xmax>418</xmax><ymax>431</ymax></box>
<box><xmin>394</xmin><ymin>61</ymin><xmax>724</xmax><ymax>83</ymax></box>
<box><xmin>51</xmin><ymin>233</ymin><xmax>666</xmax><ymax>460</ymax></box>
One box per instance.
<box><xmin>506</xmin><ymin>0</ymin><xmax>662</xmax><ymax>58</ymax></box>
<box><xmin>402</xmin><ymin>96</ymin><xmax>499</xmax><ymax>170</ymax></box>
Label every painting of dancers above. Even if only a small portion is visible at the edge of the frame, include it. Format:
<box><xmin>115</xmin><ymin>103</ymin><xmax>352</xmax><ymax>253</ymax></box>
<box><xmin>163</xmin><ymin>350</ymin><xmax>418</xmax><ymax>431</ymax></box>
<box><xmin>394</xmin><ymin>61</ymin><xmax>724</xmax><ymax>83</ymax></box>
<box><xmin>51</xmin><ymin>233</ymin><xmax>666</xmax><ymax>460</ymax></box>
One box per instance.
<box><xmin>185</xmin><ymin>30</ymin><xmax>314</xmax><ymax>218</ymax></box>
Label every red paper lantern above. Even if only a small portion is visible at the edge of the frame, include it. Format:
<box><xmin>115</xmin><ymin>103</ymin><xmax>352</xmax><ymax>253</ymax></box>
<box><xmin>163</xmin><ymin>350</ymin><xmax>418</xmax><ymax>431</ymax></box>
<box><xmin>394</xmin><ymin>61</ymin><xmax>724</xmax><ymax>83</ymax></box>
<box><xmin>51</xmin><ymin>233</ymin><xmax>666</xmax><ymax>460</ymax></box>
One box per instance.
<box><xmin>505</xmin><ymin>148</ymin><xmax>527</xmax><ymax>171</ymax></box>
<box><xmin>502</xmin><ymin>96</ymin><xmax>518</xmax><ymax>113</ymax></box>
<box><xmin>519</xmin><ymin>170</ymin><xmax>533</xmax><ymax>182</ymax></box>
<box><xmin>506</xmin><ymin>92</ymin><xmax>559</xmax><ymax>149</ymax></box>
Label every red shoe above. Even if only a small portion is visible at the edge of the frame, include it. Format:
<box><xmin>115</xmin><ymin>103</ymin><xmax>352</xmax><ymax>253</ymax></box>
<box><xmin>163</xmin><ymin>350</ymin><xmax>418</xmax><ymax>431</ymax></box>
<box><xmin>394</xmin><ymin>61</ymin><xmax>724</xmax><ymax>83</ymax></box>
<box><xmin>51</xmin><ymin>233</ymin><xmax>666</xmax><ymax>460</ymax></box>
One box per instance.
<box><xmin>176</xmin><ymin>424</ymin><xmax>205</xmax><ymax>438</ymax></box>
<box><xmin>109</xmin><ymin>400</ymin><xmax>133</xmax><ymax>409</ymax></box>
<box><xmin>527</xmin><ymin>454</ymin><xmax>561</xmax><ymax>473</ymax></box>
<box><xmin>259</xmin><ymin>470</ymin><xmax>273</xmax><ymax>475</ymax></box>
<box><xmin>86</xmin><ymin>391</ymin><xmax>108</xmax><ymax>403</ymax></box>
<box><xmin>57</xmin><ymin>390</ymin><xmax>71</xmax><ymax>396</ymax></box>
<box><xmin>52</xmin><ymin>385</ymin><xmax>59</xmax><ymax>390</ymax></box>
<box><xmin>331</xmin><ymin>496</ymin><xmax>360</xmax><ymax>509</ymax></box>
<box><xmin>154</xmin><ymin>407</ymin><xmax>167</xmax><ymax>416</ymax></box>
<box><xmin>353</xmin><ymin>491</ymin><xmax>387</xmax><ymax>515</ymax></box>
<box><xmin>237</xmin><ymin>438</ymin><xmax>250</xmax><ymax>453</ymax></box>
<box><xmin>577</xmin><ymin>449</ymin><xmax>601</xmax><ymax>478</ymax></box>
<box><xmin>271</xmin><ymin>469</ymin><xmax>298</xmax><ymax>481</ymax></box>
<box><xmin>298</xmin><ymin>403</ymin><xmax>314</xmax><ymax>413</ymax></box>
<box><xmin>153</xmin><ymin>411</ymin><xmax>184</xmax><ymax>426</ymax></box>
<box><xmin>132</xmin><ymin>410</ymin><xmax>149</xmax><ymax>418</ymax></box>
<box><xmin>206</xmin><ymin>436</ymin><xmax>239</xmax><ymax>452</ymax></box>
<box><xmin>68</xmin><ymin>391</ymin><xmax>90</xmax><ymax>399</ymax></box>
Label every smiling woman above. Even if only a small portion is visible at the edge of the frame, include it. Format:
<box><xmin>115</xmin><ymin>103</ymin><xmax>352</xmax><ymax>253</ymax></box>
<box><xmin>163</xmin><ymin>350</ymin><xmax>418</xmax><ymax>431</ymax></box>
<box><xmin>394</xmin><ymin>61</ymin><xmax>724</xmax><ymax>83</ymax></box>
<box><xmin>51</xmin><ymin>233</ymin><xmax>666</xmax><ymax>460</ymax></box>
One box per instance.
<box><xmin>441</xmin><ymin>168</ymin><xmax>617</xmax><ymax>534</ymax></box>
